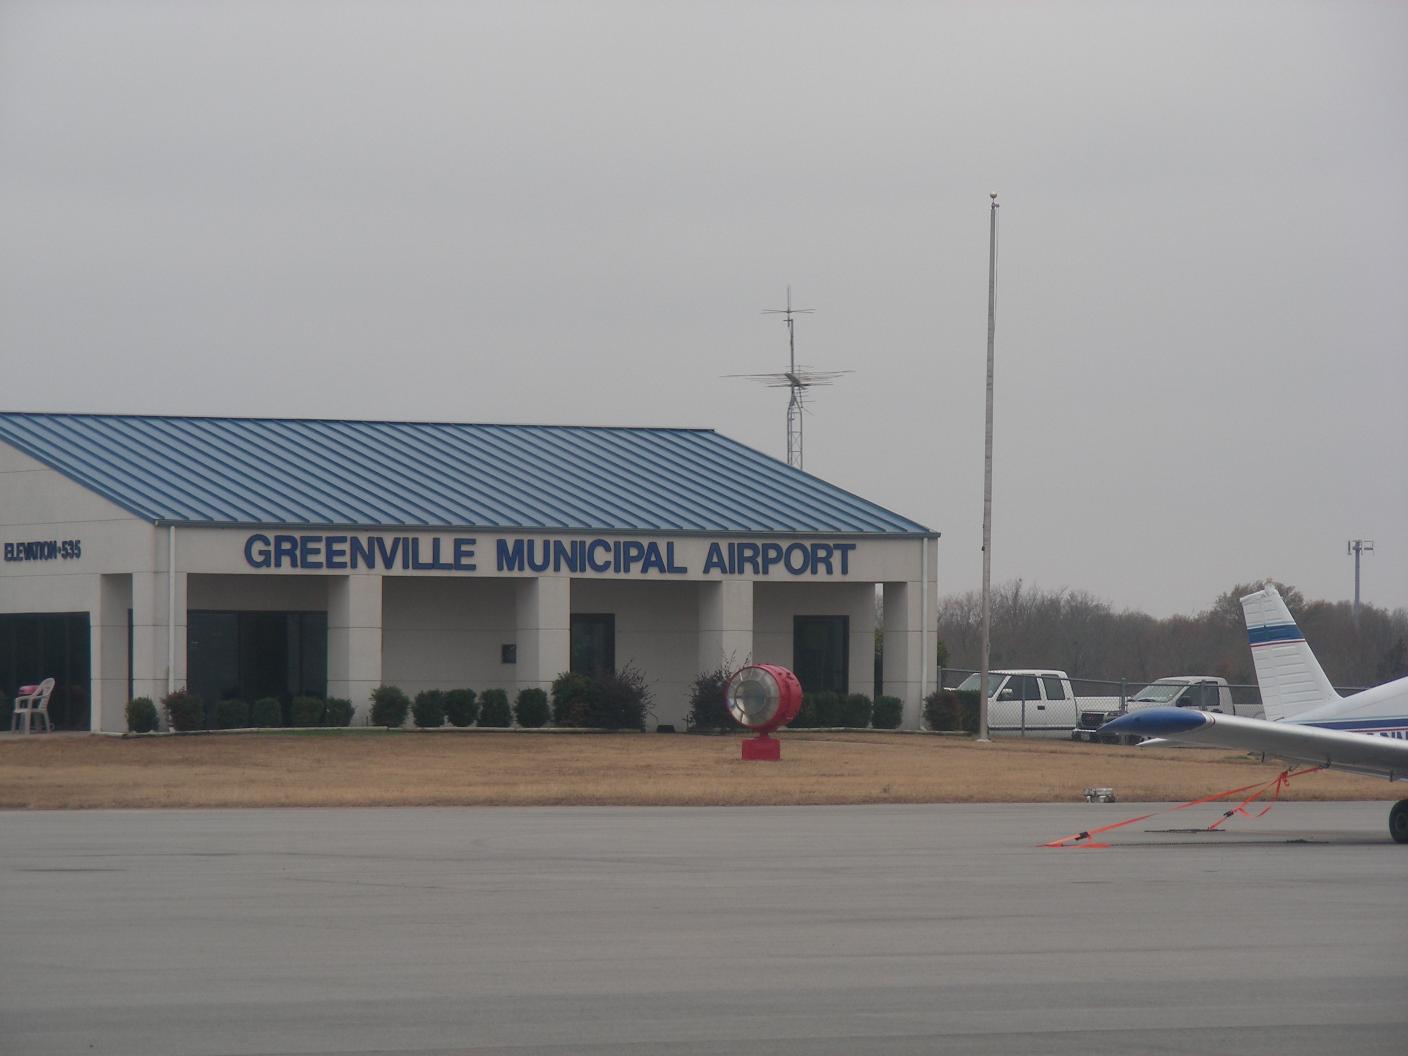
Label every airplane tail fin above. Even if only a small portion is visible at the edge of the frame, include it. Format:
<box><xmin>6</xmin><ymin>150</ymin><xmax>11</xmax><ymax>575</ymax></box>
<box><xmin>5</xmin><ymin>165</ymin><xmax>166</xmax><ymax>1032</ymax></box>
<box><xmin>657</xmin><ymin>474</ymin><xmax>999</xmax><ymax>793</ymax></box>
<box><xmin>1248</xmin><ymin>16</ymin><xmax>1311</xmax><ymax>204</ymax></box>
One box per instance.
<box><xmin>1240</xmin><ymin>585</ymin><xmax>1339</xmax><ymax>721</ymax></box>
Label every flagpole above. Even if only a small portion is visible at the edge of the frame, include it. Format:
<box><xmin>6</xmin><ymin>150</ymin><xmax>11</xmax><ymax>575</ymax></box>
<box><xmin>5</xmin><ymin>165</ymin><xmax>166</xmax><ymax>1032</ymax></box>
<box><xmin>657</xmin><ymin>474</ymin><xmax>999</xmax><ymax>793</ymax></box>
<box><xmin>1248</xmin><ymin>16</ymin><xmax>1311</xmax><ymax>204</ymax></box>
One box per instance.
<box><xmin>978</xmin><ymin>193</ymin><xmax>998</xmax><ymax>743</ymax></box>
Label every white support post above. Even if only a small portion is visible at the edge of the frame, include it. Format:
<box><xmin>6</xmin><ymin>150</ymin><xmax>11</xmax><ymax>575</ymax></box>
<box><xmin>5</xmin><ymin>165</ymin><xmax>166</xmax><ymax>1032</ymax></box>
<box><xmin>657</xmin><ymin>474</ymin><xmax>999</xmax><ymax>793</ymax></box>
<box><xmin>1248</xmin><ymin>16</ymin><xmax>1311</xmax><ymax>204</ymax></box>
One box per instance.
<box><xmin>328</xmin><ymin>574</ymin><xmax>383</xmax><ymax>721</ymax></box>
<box><xmin>92</xmin><ymin>574</ymin><xmax>132</xmax><ymax>732</ymax></box>
<box><xmin>698</xmin><ymin>580</ymin><xmax>754</xmax><ymax>676</ymax></box>
<box><xmin>844</xmin><ymin>582</ymin><xmax>876</xmax><ymax>700</ymax></box>
<box><xmin>129</xmin><ymin>574</ymin><xmax>166</xmax><ymax>715</ymax></box>
<box><xmin>515</xmin><ymin>576</ymin><xmax>571</xmax><ymax>697</ymax></box>
<box><xmin>883</xmin><ymin>580</ymin><xmax>925</xmax><ymax>730</ymax></box>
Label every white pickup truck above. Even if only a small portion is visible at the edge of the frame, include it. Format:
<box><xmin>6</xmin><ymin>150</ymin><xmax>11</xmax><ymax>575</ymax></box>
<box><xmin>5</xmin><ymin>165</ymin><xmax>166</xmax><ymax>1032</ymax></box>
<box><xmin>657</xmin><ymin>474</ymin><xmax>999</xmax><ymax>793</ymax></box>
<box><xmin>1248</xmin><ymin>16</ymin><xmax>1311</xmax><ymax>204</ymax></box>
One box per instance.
<box><xmin>1070</xmin><ymin>676</ymin><xmax>1263</xmax><ymax>744</ymax></box>
<box><xmin>951</xmin><ymin>669</ymin><xmax>1120</xmax><ymax>733</ymax></box>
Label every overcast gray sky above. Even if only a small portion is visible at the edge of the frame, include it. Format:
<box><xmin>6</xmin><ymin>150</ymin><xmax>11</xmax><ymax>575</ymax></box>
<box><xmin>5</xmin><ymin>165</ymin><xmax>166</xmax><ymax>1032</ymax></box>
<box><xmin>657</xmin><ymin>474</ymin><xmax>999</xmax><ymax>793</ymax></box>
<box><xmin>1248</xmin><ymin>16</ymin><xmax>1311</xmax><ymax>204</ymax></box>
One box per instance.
<box><xmin>2</xmin><ymin>1</ymin><xmax>1404</xmax><ymax>617</ymax></box>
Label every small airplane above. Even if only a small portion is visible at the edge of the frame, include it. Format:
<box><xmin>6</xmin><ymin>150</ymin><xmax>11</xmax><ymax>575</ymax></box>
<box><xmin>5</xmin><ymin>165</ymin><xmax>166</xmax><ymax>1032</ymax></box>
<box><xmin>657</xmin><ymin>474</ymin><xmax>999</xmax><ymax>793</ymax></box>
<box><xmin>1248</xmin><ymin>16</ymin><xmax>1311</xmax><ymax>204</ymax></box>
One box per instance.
<box><xmin>1100</xmin><ymin>585</ymin><xmax>1408</xmax><ymax>844</ymax></box>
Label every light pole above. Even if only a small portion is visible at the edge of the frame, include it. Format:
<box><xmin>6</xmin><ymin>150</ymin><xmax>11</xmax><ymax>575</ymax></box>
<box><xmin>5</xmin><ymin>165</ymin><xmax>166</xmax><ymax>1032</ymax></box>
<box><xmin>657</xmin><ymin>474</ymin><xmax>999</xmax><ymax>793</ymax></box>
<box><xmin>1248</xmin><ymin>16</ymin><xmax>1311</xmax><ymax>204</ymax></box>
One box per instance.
<box><xmin>978</xmin><ymin>193</ymin><xmax>999</xmax><ymax>743</ymax></box>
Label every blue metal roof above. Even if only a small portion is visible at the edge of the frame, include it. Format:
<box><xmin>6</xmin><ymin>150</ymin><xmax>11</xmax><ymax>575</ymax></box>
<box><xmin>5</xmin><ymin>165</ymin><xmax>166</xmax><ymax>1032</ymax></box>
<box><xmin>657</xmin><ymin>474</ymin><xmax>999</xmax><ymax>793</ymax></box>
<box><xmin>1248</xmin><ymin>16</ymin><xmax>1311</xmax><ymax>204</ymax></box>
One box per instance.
<box><xmin>0</xmin><ymin>413</ymin><xmax>934</xmax><ymax>536</ymax></box>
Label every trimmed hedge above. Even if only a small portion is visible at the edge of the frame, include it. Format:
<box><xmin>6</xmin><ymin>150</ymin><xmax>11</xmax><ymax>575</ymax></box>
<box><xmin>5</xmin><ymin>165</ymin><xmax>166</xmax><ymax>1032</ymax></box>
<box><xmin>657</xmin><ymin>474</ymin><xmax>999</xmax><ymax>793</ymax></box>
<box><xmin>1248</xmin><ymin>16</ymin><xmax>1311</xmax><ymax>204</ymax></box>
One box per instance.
<box><xmin>551</xmin><ymin>672</ymin><xmax>592</xmax><ymax>727</ymax></box>
<box><xmin>324</xmin><ymin>697</ymin><xmax>354</xmax><ymax>727</ymax></box>
<box><xmin>793</xmin><ymin>690</ymin><xmax>840</xmax><ymax>729</ymax></box>
<box><xmin>251</xmin><ymin>697</ymin><xmax>282</xmax><ymax>728</ymax></box>
<box><xmin>214</xmin><ymin>698</ymin><xmax>249</xmax><ymax>730</ymax></box>
<box><xmin>163</xmin><ymin>689</ymin><xmax>204</xmax><ymax>732</ymax></box>
<box><xmin>514</xmin><ymin>687</ymin><xmax>549</xmax><ymax>728</ymax></box>
<box><xmin>370</xmin><ymin>685</ymin><xmax>411</xmax><ymax>728</ymax></box>
<box><xmin>478</xmin><ymin>688</ymin><xmax>512</xmax><ymax>728</ymax></box>
<box><xmin>924</xmin><ymin>689</ymin><xmax>979</xmax><ymax>732</ymax></box>
<box><xmin>126</xmin><ymin>697</ymin><xmax>159</xmax><ymax>734</ymax></box>
<box><xmin>871</xmin><ymin>695</ymin><xmax>903</xmax><ymax>730</ymax></box>
<box><xmin>444</xmin><ymin>689</ymin><xmax>478</xmax><ymax>728</ymax></box>
<box><xmin>291</xmin><ymin>695</ymin><xmax>327</xmax><ymax>727</ymax></box>
<box><xmin>412</xmin><ymin>689</ymin><xmax>446</xmax><ymax>728</ymax></box>
<box><xmin>838</xmin><ymin>693</ymin><xmax>873</xmax><ymax>728</ymax></box>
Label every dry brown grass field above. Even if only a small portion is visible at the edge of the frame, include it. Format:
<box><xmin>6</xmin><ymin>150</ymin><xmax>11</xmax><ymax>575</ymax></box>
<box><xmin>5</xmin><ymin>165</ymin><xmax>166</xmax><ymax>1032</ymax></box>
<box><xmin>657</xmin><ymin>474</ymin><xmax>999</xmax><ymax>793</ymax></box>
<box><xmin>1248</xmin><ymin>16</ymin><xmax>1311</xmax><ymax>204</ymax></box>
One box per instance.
<box><xmin>0</xmin><ymin>729</ymin><xmax>1394</xmax><ymax>810</ymax></box>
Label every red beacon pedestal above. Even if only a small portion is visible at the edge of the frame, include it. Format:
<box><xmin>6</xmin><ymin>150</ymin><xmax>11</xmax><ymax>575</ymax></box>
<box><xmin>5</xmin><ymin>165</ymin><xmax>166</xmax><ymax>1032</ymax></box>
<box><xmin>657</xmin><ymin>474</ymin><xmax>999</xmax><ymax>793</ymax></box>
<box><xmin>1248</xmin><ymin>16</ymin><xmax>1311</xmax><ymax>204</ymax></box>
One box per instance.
<box><xmin>726</xmin><ymin>665</ymin><xmax>802</xmax><ymax>761</ymax></box>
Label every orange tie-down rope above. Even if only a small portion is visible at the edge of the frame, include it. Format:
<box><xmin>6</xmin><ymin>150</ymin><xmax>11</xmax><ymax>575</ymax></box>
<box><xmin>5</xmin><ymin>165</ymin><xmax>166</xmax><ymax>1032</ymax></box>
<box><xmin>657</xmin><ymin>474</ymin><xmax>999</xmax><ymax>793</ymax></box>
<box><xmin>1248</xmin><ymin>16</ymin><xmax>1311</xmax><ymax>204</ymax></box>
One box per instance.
<box><xmin>1042</xmin><ymin>766</ymin><xmax>1324</xmax><ymax>848</ymax></box>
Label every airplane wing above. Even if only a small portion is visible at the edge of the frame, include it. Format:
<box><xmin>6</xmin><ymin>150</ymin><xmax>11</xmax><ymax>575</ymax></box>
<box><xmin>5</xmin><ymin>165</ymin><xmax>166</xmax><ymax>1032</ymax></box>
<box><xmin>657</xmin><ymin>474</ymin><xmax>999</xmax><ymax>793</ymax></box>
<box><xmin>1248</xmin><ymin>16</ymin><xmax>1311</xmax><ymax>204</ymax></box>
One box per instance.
<box><xmin>1099</xmin><ymin>707</ymin><xmax>1408</xmax><ymax>780</ymax></box>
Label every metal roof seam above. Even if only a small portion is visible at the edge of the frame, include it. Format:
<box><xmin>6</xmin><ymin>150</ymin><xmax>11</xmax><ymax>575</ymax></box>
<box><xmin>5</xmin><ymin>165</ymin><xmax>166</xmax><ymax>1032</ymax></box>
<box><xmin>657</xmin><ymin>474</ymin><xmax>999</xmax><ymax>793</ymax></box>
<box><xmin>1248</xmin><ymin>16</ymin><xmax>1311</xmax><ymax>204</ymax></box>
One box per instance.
<box><xmin>260</xmin><ymin>419</ymin><xmax>448</xmax><ymax>524</ymax></box>
<box><xmin>368</xmin><ymin>422</ymin><xmax>575</xmax><ymax>527</ymax></box>
<box><xmin>156</xmin><ymin>417</ymin><xmax>333</xmax><ymax>522</ymax></box>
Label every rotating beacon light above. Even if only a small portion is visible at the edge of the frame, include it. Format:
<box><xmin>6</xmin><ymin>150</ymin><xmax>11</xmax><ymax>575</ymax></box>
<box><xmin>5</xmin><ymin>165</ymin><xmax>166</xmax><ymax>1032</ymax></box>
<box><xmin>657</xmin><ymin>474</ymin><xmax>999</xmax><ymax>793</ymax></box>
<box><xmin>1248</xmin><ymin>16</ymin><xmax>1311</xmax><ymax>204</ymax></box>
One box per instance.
<box><xmin>726</xmin><ymin>664</ymin><xmax>802</xmax><ymax>761</ymax></box>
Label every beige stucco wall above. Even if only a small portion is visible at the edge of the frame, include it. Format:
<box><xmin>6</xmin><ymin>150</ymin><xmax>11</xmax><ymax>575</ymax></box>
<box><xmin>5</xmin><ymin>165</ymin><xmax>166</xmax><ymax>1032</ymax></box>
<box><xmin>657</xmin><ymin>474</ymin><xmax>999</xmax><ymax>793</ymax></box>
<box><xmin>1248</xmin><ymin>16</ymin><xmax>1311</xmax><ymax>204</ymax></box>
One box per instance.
<box><xmin>381</xmin><ymin>576</ymin><xmax>520</xmax><ymax>701</ymax></box>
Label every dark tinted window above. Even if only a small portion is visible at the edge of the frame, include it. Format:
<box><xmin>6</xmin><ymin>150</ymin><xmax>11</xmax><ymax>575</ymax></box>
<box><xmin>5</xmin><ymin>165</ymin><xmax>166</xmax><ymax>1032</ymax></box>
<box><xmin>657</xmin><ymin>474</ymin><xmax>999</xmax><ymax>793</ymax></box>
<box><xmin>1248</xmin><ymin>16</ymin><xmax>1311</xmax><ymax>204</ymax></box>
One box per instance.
<box><xmin>188</xmin><ymin>611</ymin><xmax>327</xmax><ymax>718</ymax></box>
<box><xmin>0</xmin><ymin>613</ymin><xmax>91</xmax><ymax>730</ymax></box>
<box><xmin>1010</xmin><ymin>674</ymin><xmax>1041</xmax><ymax>700</ymax></box>
<box><xmin>570</xmin><ymin>613</ymin><xmax>615</xmax><ymax>677</ymax></box>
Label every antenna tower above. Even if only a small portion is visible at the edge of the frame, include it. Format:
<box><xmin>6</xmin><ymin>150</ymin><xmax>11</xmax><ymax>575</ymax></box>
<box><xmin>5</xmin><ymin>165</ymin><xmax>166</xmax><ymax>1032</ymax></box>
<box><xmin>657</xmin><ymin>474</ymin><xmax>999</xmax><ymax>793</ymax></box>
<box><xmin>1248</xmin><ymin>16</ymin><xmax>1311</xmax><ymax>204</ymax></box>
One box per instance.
<box><xmin>728</xmin><ymin>287</ymin><xmax>849</xmax><ymax>470</ymax></box>
<box><xmin>1347</xmin><ymin>538</ymin><xmax>1374</xmax><ymax>620</ymax></box>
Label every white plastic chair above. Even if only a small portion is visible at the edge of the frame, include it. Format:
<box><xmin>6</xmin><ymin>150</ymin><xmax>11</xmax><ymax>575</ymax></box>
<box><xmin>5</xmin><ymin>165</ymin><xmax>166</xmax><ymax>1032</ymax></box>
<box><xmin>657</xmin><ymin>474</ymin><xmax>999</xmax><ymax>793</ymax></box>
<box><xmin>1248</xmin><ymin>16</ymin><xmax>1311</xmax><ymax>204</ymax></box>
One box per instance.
<box><xmin>11</xmin><ymin>678</ymin><xmax>56</xmax><ymax>733</ymax></box>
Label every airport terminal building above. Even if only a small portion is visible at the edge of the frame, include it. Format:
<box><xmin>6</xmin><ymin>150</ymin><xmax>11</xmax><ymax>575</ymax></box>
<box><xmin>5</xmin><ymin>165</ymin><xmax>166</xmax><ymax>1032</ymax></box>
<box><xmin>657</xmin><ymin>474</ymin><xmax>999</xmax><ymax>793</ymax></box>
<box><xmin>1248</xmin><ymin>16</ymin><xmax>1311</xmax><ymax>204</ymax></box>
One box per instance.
<box><xmin>0</xmin><ymin>413</ymin><xmax>939</xmax><ymax>733</ymax></box>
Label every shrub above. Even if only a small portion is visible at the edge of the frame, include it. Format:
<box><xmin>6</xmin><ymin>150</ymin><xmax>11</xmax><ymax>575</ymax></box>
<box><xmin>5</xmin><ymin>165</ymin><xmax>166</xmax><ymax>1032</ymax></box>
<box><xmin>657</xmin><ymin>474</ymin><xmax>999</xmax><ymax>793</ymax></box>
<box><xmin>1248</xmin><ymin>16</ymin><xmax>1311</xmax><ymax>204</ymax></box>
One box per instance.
<box><xmin>514</xmin><ymin>687</ymin><xmax>549</xmax><ymax>728</ymax></box>
<box><xmin>412</xmin><ymin>689</ymin><xmax>446</xmax><ymax>728</ymax></box>
<box><xmin>838</xmin><ymin>693</ymin><xmax>873</xmax><ymax>728</ymax></box>
<box><xmin>925</xmin><ymin>689</ymin><xmax>979</xmax><ymax>733</ymax></box>
<box><xmin>872</xmin><ymin>695</ymin><xmax>903</xmax><ymax>730</ymax></box>
<box><xmin>686</xmin><ymin>666</ymin><xmax>733</xmax><ymax>732</ymax></box>
<box><xmin>290</xmin><ymin>695</ymin><xmax>326</xmax><ymax>727</ymax></box>
<box><xmin>0</xmin><ymin>697</ymin><xmax>10</xmax><ymax>730</ymax></box>
<box><xmin>370</xmin><ymin>685</ymin><xmax>411</xmax><ymax>728</ymax></box>
<box><xmin>794</xmin><ymin>690</ymin><xmax>840</xmax><ymax>729</ymax></box>
<box><xmin>478</xmin><ymin>688</ymin><xmax>512</xmax><ymax>727</ymax></box>
<box><xmin>126</xmin><ymin>697</ymin><xmax>159</xmax><ymax>734</ymax></box>
<box><xmin>444</xmin><ymin>689</ymin><xmax>478</xmax><ymax>728</ymax></box>
<box><xmin>162</xmin><ymin>689</ymin><xmax>204</xmax><ymax>732</ymax></box>
<box><xmin>551</xmin><ymin>672</ymin><xmax>593</xmax><ymax>726</ymax></box>
<box><xmin>590</xmin><ymin>664</ymin><xmax>651</xmax><ymax>730</ymax></box>
<box><xmin>251</xmin><ymin>696</ymin><xmax>283</xmax><ymax>728</ymax></box>
<box><xmin>324</xmin><ymin>697</ymin><xmax>354</xmax><ymax>727</ymax></box>
<box><xmin>214</xmin><ymin>698</ymin><xmax>249</xmax><ymax>730</ymax></box>
<box><xmin>548</xmin><ymin>667</ymin><xmax>652</xmax><ymax>730</ymax></box>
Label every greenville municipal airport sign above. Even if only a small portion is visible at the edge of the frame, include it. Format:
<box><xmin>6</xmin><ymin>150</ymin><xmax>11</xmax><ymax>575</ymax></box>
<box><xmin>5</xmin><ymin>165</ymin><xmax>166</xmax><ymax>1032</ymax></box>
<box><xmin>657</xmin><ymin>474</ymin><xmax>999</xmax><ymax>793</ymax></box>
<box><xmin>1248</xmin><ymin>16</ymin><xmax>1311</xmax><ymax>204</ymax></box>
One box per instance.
<box><xmin>242</xmin><ymin>533</ymin><xmax>858</xmax><ymax>577</ymax></box>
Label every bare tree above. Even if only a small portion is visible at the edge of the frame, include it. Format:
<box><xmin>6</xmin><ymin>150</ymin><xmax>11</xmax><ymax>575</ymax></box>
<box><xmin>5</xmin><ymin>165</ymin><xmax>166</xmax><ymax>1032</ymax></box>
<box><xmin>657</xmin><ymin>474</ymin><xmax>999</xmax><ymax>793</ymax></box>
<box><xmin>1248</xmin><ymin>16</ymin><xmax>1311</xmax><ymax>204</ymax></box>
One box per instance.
<box><xmin>932</xmin><ymin>578</ymin><xmax>1408</xmax><ymax>689</ymax></box>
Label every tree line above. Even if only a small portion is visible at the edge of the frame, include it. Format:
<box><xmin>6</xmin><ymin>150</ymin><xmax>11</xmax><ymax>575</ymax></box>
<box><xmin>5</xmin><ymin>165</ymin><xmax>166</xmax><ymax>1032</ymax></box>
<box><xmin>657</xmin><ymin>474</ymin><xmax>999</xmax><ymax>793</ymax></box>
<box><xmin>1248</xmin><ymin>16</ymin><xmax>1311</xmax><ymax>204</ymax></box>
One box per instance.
<box><xmin>933</xmin><ymin>580</ymin><xmax>1408</xmax><ymax>691</ymax></box>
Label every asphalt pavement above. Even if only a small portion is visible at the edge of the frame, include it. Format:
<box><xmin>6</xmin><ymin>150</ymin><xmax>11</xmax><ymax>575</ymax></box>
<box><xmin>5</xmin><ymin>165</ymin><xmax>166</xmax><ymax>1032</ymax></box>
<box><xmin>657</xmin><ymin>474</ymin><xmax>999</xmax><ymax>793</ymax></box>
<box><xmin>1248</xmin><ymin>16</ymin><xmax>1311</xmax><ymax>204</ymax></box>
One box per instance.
<box><xmin>1</xmin><ymin>802</ymin><xmax>1404</xmax><ymax>1055</ymax></box>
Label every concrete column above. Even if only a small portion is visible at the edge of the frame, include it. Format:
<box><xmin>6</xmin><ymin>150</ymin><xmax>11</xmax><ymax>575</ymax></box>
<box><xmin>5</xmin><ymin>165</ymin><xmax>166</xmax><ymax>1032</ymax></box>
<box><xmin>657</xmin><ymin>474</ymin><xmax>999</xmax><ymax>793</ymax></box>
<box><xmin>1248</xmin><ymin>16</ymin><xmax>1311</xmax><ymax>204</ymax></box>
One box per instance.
<box><xmin>129</xmin><ymin>570</ymin><xmax>186</xmax><ymax>716</ymax></box>
<box><xmin>515</xmin><ymin>575</ymin><xmax>571</xmax><ymax>696</ymax></box>
<box><xmin>844</xmin><ymin>583</ymin><xmax>877</xmax><ymax>700</ymax></box>
<box><xmin>697</xmin><ymin>580</ymin><xmax>753</xmax><ymax>676</ymax></box>
<box><xmin>328</xmin><ymin>574</ymin><xmax>383</xmax><ymax>721</ymax></box>
<box><xmin>169</xmin><ymin>569</ymin><xmax>188</xmax><ymax>694</ymax></box>
<box><xmin>92</xmin><ymin>574</ymin><xmax>132</xmax><ymax>732</ymax></box>
<box><xmin>882</xmin><ymin>539</ymin><xmax>938</xmax><ymax>730</ymax></box>
<box><xmin>883</xmin><ymin>581</ymin><xmax>924</xmax><ymax>729</ymax></box>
